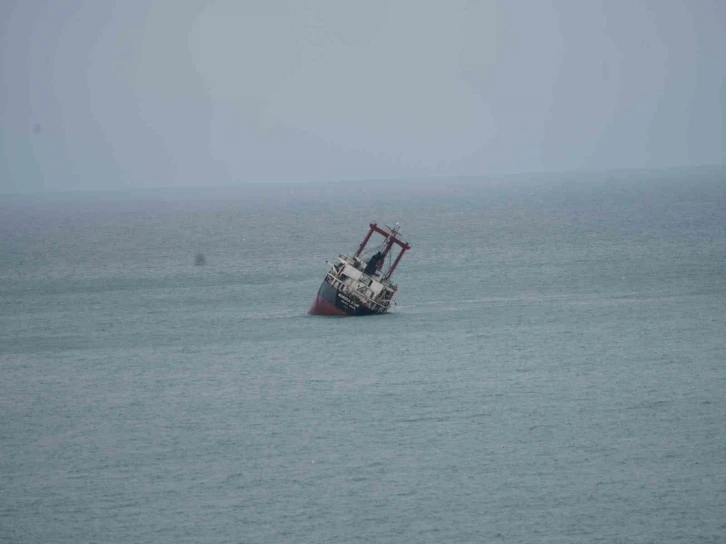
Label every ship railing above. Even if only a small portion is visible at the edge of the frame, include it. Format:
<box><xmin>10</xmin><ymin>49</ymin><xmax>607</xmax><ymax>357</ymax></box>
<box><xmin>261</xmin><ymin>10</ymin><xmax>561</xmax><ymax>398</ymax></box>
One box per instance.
<box><xmin>326</xmin><ymin>272</ymin><xmax>390</xmax><ymax>311</ymax></box>
<box><xmin>325</xmin><ymin>273</ymin><xmax>346</xmax><ymax>292</ymax></box>
<box><xmin>352</xmin><ymin>286</ymin><xmax>390</xmax><ymax>311</ymax></box>
<box><xmin>325</xmin><ymin>268</ymin><xmax>358</xmax><ymax>292</ymax></box>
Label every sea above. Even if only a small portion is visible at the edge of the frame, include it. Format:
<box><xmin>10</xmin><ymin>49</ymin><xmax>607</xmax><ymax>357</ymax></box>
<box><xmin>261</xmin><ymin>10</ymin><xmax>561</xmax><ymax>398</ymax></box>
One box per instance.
<box><xmin>1</xmin><ymin>167</ymin><xmax>725</xmax><ymax>543</ymax></box>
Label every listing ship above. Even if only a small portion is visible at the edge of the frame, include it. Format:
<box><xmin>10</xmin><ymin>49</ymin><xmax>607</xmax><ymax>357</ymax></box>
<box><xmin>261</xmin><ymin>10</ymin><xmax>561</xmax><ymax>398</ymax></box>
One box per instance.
<box><xmin>308</xmin><ymin>222</ymin><xmax>411</xmax><ymax>316</ymax></box>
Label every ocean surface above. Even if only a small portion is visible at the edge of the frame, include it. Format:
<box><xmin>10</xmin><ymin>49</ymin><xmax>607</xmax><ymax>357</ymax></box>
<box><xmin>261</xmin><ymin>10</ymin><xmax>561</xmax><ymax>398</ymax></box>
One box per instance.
<box><xmin>1</xmin><ymin>167</ymin><xmax>725</xmax><ymax>543</ymax></box>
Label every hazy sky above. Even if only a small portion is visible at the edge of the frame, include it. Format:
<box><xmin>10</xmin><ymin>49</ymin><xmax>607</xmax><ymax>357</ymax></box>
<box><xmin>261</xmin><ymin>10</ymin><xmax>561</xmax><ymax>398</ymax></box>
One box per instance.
<box><xmin>1</xmin><ymin>0</ymin><xmax>724</xmax><ymax>192</ymax></box>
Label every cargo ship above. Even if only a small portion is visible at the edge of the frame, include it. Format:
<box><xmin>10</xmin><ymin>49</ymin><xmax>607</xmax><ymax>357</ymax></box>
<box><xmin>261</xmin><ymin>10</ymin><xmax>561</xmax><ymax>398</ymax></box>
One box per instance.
<box><xmin>308</xmin><ymin>222</ymin><xmax>411</xmax><ymax>316</ymax></box>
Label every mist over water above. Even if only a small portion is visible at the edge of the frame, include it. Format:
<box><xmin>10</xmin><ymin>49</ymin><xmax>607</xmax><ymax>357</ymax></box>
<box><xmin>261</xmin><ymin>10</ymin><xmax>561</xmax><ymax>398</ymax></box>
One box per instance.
<box><xmin>2</xmin><ymin>2</ymin><xmax>725</xmax><ymax>193</ymax></box>
<box><xmin>1</xmin><ymin>168</ymin><xmax>725</xmax><ymax>542</ymax></box>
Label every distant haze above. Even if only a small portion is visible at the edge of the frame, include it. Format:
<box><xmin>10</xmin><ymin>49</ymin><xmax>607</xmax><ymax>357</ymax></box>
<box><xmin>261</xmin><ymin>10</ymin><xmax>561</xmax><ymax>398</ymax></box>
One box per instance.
<box><xmin>1</xmin><ymin>0</ymin><xmax>724</xmax><ymax>193</ymax></box>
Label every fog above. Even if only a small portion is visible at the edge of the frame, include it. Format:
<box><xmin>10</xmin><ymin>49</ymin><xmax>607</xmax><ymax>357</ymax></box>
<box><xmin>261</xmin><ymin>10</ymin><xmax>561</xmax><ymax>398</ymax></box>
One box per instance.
<box><xmin>2</xmin><ymin>0</ymin><xmax>724</xmax><ymax>193</ymax></box>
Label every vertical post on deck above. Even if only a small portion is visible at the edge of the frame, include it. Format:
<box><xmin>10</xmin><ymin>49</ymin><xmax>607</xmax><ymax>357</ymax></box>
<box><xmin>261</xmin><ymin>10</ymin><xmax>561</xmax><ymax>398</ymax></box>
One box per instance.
<box><xmin>355</xmin><ymin>223</ymin><xmax>376</xmax><ymax>258</ymax></box>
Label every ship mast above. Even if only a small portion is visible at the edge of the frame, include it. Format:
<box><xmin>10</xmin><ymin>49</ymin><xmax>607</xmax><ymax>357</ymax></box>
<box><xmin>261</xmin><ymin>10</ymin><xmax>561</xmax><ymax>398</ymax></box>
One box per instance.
<box><xmin>353</xmin><ymin>222</ymin><xmax>410</xmax><ymax>280</ymax></box>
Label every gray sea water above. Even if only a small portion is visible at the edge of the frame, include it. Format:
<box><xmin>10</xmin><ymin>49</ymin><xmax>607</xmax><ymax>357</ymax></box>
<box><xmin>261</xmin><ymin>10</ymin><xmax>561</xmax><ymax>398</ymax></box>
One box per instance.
<box><xmin>2</xmin><ymin>167</ymin><xmax>725</xmax><ymax>543</ymax></box>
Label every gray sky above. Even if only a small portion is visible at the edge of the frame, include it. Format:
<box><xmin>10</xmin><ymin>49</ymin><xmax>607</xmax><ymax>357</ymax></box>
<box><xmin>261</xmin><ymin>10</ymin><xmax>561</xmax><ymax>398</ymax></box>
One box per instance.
<box><xmin>1</xmin><ymin>0</ymin><xmax>724</xmax><ymax>192</ymax></box>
